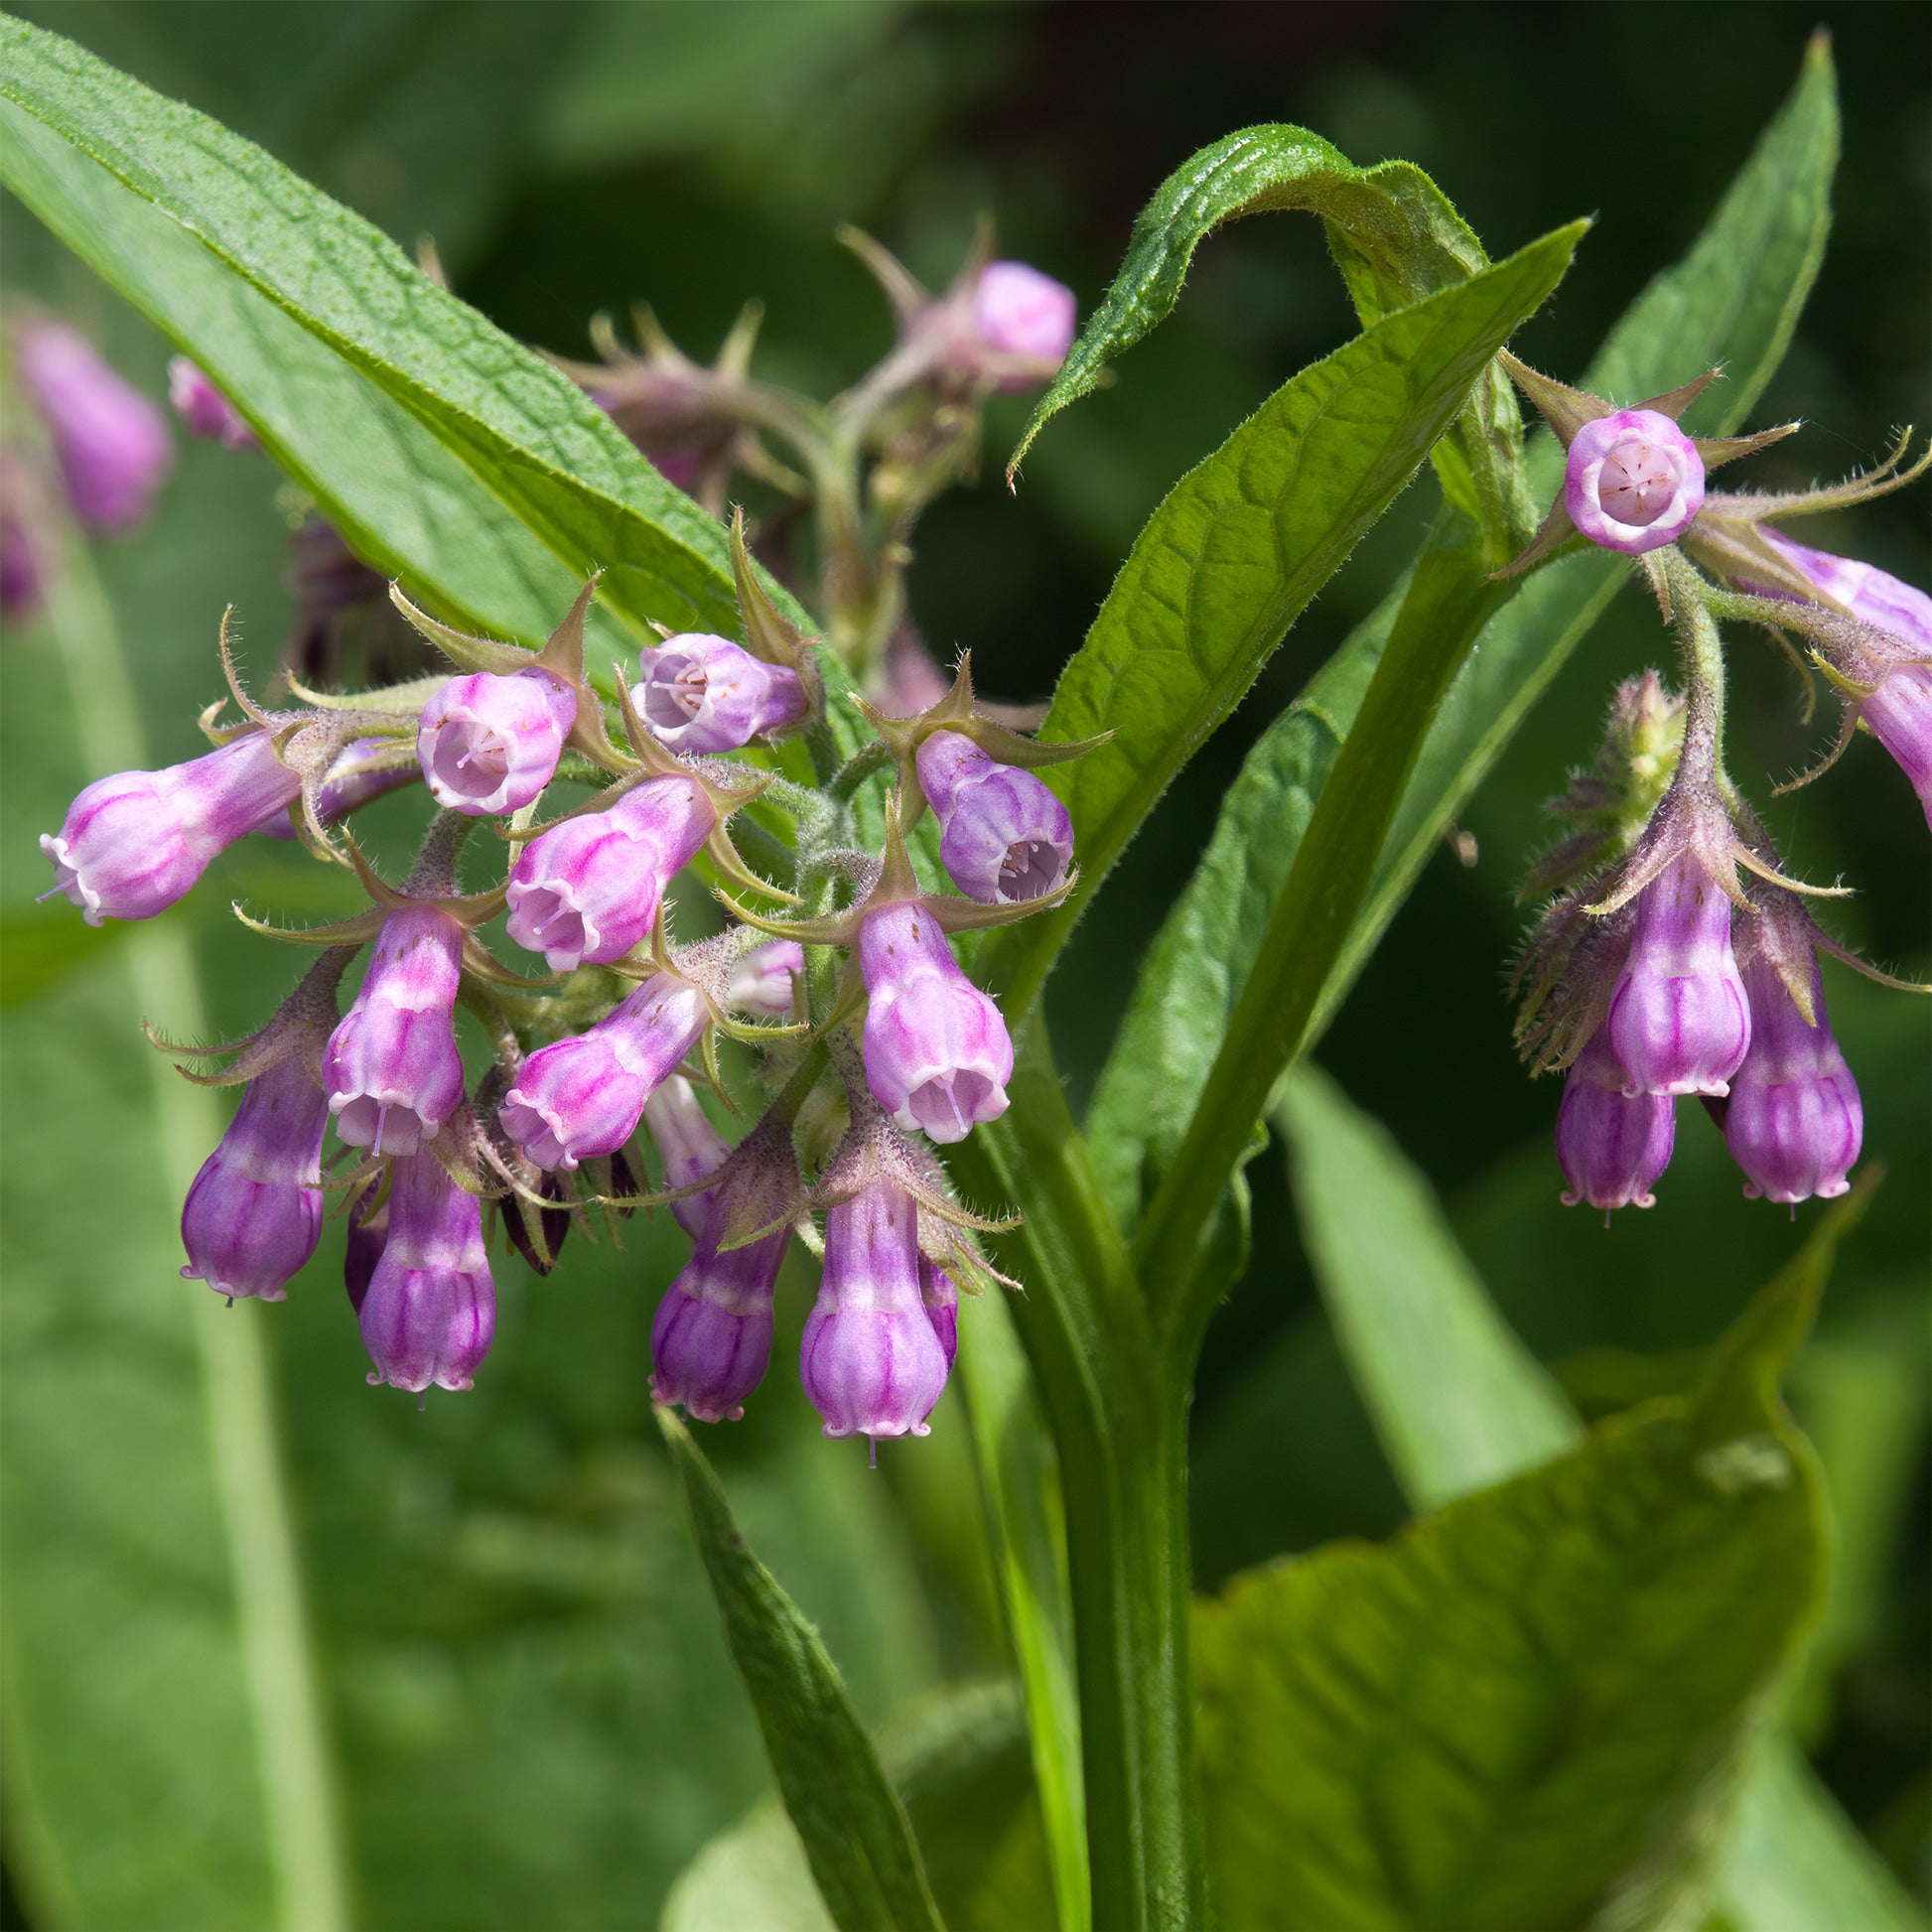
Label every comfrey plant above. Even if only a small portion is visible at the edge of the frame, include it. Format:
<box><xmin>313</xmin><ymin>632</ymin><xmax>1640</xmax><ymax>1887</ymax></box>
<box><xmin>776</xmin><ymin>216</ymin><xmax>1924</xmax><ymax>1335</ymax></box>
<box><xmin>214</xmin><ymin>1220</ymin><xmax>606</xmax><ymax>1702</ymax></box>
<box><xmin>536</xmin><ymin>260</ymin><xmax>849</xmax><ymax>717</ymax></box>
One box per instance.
<box><xmin>8</xmin><ymin>19</ymin><xmax>1928</xmax><ymax>1932</ymax></box>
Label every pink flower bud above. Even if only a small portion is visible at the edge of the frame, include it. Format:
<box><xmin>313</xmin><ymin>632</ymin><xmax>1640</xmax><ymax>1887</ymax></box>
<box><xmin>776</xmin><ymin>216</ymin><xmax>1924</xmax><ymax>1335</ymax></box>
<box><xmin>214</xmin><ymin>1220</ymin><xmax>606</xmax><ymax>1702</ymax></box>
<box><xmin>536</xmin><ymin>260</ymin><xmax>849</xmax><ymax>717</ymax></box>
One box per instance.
<box><xmin>725</xmin><ymin>939</ymin><xmax>803</xmax><ymax>1018</ymax></box>
<box><xmin>641</xmin><ymin>1074</ymin><xmax>733</xmax><ymax>1238</ymax></box>
<box><xmin>800</xmin><ymin>1184</ymin><xmax>950</xmax><ymax>1440</ymax></box>
<box><xmin>358</xmin><ymin>1152</ymin><xmax>495</xmax><ymax>1393</ymax></box>
<box><xmin>970</xmin><ymin>262</ymin><xmax>1077</xmax><ymax>378</ymax></box>
<box><xmin>915</xmin><ymin>731</ymin><xmax>1073</xmax><ymax>904</ymax></box>
<box><xmin>15</xmin><ymin>321</ymin><xmax>172</xmax><ymax>531</ymax></box>
<box><xmin>504</xmin><ymin>776</ymin><xmax>713</xmax><ymax>971</ymax></box>
<box><xmin>166</xmin><ymin>357</ymin><xmax>258</xmax><ymax>451</ymax></box>
<box><xmin>1555</xmin><ymin>1027</ymin><xmax>1676</xmax><ymax>1211</ymax></box>
<box><xmin>179</xmin><ymin>1056</ymin><xmax>331</xmax><ymax>1300</ymax></box>
<box><xmin>41</xmin><ymin>730</ymin><xmax>302</xmax><ymax>925</ymax></box>
<box><xmin>323</xmin><ymin>908</ymin><xmax>466</xmax><ymax>1156</ymax></box>
<box><xmin>859</xmin><ymin>901</ymin><xmax>1013</xmax><ymax>1143</ymax></box>
<box><xmin>416</xmin><ymin>668</ymin><xmax>577</xmax><ymax>816</ymax></box>
<box><xmin>637</xmin><ymin>633</ymin><xmax>807</xmax><ymax>753</ymax></box>
<box><xmin>1725</xmin><ymin>953</ymin><xmax>1862</xmax><ymax>1204</ymax></box>
<box><xmin>498</xmin><ymin>974</ymin><xmax>708</xmax><ymax>1171</ymax></box>
<box><xmin>1564</xmin><ymin>409</ymin><xmax>1705</xmax><ymax>556</ymax></box>
<box><xmin>1606</xmin><ymin>857</ymin><xmax>1750</xmax><ymax>1097</ymax></box>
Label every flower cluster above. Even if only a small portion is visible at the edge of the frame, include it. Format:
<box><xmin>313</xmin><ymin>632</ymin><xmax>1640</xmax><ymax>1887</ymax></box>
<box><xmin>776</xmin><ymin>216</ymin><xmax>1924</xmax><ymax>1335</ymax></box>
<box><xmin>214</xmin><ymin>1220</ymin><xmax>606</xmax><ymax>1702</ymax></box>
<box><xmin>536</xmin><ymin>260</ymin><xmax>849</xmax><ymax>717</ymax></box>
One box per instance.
<box><xmin>39</xmin><ymin>242</ymin><xmax>1085</xmax><ymax>1445</ymax></box>
<box><xmin>1503</xmin><ymin>355</ymin><xmax>1928</xmax><ymax>1215</ymax></box>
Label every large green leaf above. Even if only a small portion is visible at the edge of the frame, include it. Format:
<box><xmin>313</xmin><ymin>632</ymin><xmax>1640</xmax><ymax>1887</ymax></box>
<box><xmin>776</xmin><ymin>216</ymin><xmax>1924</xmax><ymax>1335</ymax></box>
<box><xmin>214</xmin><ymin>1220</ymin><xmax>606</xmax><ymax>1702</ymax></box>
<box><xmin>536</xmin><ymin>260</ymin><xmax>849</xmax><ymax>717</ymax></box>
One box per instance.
<box><xmin>0</xmin><ymin>13</ymin><xmax>754</xmax><ymax>641</ymax></box>
<box><xmin>655</xmin><ymin>1408</ymin><xmax>943</xmax><ymax>1932</ymax></box>
<box><xmin>1094</xmin><ymin>38</ymin><xmax>1838</xmax><ymax>1269</ymax></box>
<box><xmin>982</xmin><ymin>222</ymin><xmax>1582</xmax><ymax>1024</ymax></box>
<box><xmin>1194</xmin><ymin>1235</ymin><xmax>1834</xmax><ymax>1931</ymax></box>
<box><xmin>662</xmin><ymin>1681</ymin><xmax>1056</xmax><ymax>1932</ymax></box>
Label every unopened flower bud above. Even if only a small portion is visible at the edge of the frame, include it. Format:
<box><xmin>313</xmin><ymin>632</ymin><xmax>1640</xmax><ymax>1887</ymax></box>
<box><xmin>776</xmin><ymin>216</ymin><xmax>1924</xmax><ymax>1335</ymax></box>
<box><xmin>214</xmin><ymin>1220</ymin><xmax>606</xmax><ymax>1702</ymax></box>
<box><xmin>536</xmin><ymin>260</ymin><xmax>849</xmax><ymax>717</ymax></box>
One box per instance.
<box><xmin>1725</xmin><ymin>949</ymin><xmax>1863</xmax><ymax>1204</ymax></box>
<box><xmin>505</xmin><ymin>776</ymin><xmax>712</xmax><ymax>971</ymax></box>
<box><xmin>416</xmin><ymin>668</ymin><xmax>577</xmax><ymax>816</ymax></box>
<box><xmin>641</xmin><ymin>1073</ymin><xmax>732</xmax><ymax>1237</ymax></box>
<box><xmin>860</xmin><ymin>901</ymin><xmax>1013</xmax><ymax>1143</ymax></box>
<box><xmin>499</xmin><ymin>974</ymin><xmax>708</xmax><ymax>1171</ymax></box>
<box><xmin>358</xmin><ymin>1152</ymin><xmax>495</xmax><ymax>1392</ymax></box>
<box><xmin>915</xmin><ymin>731</ymin><xmax>1073</xmax><ymax>903</ymax></box>
<box><xmin>167</xmin><ymin>357</ymin><xmax>258</xmax><ymax>451</ymax></box>
<box><xmin>323</xmin><ymin>907</ymin><xmax>466</xmax><ymax>1156</ymax></box>
<box><xmin>41</xmin><ymin>730</ymin><xmax>302</xmax><ymax>925</ymax></box>
<box><xmin>970</xmin><ymin>261</ymin><xmax>1078</xmax><ymax>370</ymax></box>
<box><xmin>1555</xmin><ymin>1027</ymin><xmax>1677</xmax><ymax>1211</ymax></box>
<box><xmin>1565</xmin><ymin>409</ymin><xmax>1704</xmax><ymax>556</ymax></box>
<box><xmin>919</xmin><ymin>1258</ymin><xmax>958</xmax><ymax>1371</ymax></box>
<box><xmin>14</xmin><ymin>320</ymin><xmax>172</xmax><ymax>531</ymax></box>
<box><xmin>180</xmin><ymin>1055</ymin><xmax>330</xmax><ymax>1300</ymax></box>
<box><xmin>726</xmin><ymin>939</ymin><xmax>803</xmax><ymax>1018</ymax></box>
<box><xmin>801</xmin><ymin>1184</ymin><xmax>950</xmax><ymax>1440</ymax></box>
<box><xmin>637</xmin><ymin>633</ymin><xmax>807</xmax><ymax>753</ymax></box>
<box><xmin>1606</xmin><ymin>856</ymin><xmax>1750</xmax><ymax>1097</ymax></box>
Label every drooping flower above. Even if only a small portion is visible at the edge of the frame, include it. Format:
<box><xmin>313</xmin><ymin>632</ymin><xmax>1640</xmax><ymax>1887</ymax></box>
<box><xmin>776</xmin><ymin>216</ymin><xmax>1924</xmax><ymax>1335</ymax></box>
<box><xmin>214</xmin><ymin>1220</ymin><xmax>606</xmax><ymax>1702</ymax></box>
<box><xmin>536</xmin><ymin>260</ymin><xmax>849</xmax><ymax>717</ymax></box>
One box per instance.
<box><xmin>504</xmin><ymin>775</ymin><xmax>713</xmax><ymax>971</ymax></box>
<box><xmin>357</xmin><ymin>1152</ymin><xmax>495</xmax><ymax>1392</ymax></box>
<box><xmin>1554</xmin><ymin>1027</ymin><xmax>1677</xmax><ymax>1212</ymax></box>
<box><xmin>915</xmin><ymin>729</ymin><xmax>1073</xmax><ymax>903</ymax></box>
<box><xmin>322</xmin><ymin>906</ymin><xmax>467</xmax><ymax>1156</ymax></box>
<box><xmin>800</xmin><ymin>1182</ymin><xmax>950</xmax><ymax>1440</ymax></box>
<box><xmin>859</xmin><ymin>900</ymin><xmax>1013</xmax><ymax>1143</ymax></box>
<box><xmin>13</xmin><ymin>319</ymin><xmax>173</xmax><ymax>531</ymax></box>
<box><xmin>498</xmin><ymin>972</ymin><xmax>709</xmax><ymax>1171</ymax></box>
<box><xmin>416</xmin><ymin>668</ymin><xmax>577</xmax><ymax>816</ymax></box>
<box><xmin>637</xmin><ymin>633</ymin><xmax>807</xmax><ymax>753</ymax></box>
<box><xmin>41</xmin><ymin>729</ymin><xmax>302</xmax><ymax>925</ymax></box>
<box><xmin>167</xmin><ymin>358</ymin><xmax>258</xmax><ymax>451</ymax></box>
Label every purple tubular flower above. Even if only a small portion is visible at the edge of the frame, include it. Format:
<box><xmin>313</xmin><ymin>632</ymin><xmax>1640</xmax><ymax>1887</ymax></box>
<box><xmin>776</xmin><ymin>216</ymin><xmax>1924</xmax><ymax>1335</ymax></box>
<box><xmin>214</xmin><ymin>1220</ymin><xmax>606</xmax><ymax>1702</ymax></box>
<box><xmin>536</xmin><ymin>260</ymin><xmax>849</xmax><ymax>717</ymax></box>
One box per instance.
<box><xmin>1606</xmin><ymin>856</ymin><xmax>1750</xmax><ymax>1097</ymax></box>
<box><xmin>358</xmin><ymin>1152</ymin><xmax>495</xmax><ymax>1393</ymax></box>
<box><xmin>641</xmin><ymin>1074</ymin><xmax>732</xmax><ymax>1237</ymax></box>
<box><xmin>650</xmin><ymin>1221</ymin><xmax>787</xmax><ymax>1424</ymax></box>
<box><xmin>800</xmin><ymin>1184</ymin><xmax>950</xmax><ymax>1440</ymax></box>
<box><xmin>860</xmin><ymin>901</ymin><xmax>1013</xmax><ymax>1143</ymax></box>
<box><xmin>1861</xmin><ymin>663</ymin><xmax>1932</xmax><ymax>826</ymax></box>
<box><xmin>505</xmin><ymin>775</ymin><xmax>713</xmax><ymax>971</ymax></box>
<box><xmin>254</xmin><ymin>737</ymin><xmax>419</xmax><ymax>841</ymax></box>
<box><xmin>919</xmin><ymin>1258</ymin><xmax>958</xmax><ymax>1371</ymax></box>
<box><xmin>167</xmin><ymin>357</ymin><xmax>258</xmax><ymax>451</ymax></box>
<box><xmin>1564</xmin><ymin>409</ymin><xmax>1705</xmax><ymax>556</ymax></box>
<box><xmin>179</xmin><ymin>1055</ymin><xmax>330</xmax><ymax>1300</ymax></box>
<box><xmin>1555</xmin><ymin>1027</ymin><xmax>1677</xmax><ymax>1211</ymax></box>
<box><xmin>970</xmin><ymin>262</ymin><xmax>1077</xmax><ymax>378</ymax></box>
<box><xmin>323</xmin><ymin>907</ymin><xmax>466</xmax><ymax>1156</ymax></box>
<box><xmin>41</xmin><ymin>730</ymin><xmax>302</xmax><ymax>925</ymax></box>
<box><xmin>498</xmin><ymin>974</ymin><xmax>709</xmax><ymax>1171</ymax></box>
<box><xmin>726</xmin><ymin>939</ymin><xmax>803</xmax><ymax>1018</ymax></box>
<box><xmin>1725</xmin><ymin>953</ymin><xmax>1863</xmax><ymax>1204</ymax></box>
<box><xmin>915</xmin><ymin>731</ymin><xmax>1073</xmax><ymax>904</ymax></box>
<box><xmin>15</xmin><ymin>321</ymin><xmax>173</xmax><ymax>531</ymax></box>
<box><xmin>637</xmin><ymin>633</ymin><xmax>807</xmax><ymax>753</ymax></box>
<box><xmin>416</xmin><ymin>668</ymin><xmax>577</xmax><ymax>816</ymax></box>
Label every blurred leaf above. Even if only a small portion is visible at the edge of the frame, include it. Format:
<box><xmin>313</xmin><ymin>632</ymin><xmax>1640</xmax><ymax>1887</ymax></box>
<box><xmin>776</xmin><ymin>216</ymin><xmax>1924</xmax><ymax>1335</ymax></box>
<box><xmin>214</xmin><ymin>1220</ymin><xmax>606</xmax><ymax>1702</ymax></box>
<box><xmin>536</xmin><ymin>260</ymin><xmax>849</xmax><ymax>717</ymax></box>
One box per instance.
<box><xmin>663</xmin><ymin>1681</ymin><xmax>1055</xmax><ymax>1932</ymax></box>
<box><xmin>985</xmin><ymin>222</ymin><xmax>1582</xmax><ymax>1027</ymax></box>
<box><xmin>0</xmin><ymin>15</ymin><xmax>756</xmax><ymax>639</ymax></box>
<box><xmin>1009</xmin><ymin>125</ymin><xmax>1487</xmax><ymax>474</ymax></box>
<box><xmin>655</xmin><ymin>1407</ymin><xmax>943</xmax><ymax>1932</ymax></box>
<box><xmin>956</xmin><ymin>1289</ymin><xmax>1087</xmax><ymax>1931</ymax></box>
<box><xmin>1194</xmin><ymin>1229</ymin><xmax>1837</xmax><ymax>1931</ymax></box>
<box><xmin>1275</xmin><ymin>1063</ymin><xmax>1577</xmax><ymax>1507</ymax></box>
<box><xmin>1088</xmin><ymin>39</ymin><xmax>1838</xmax><ymax>1267</ymax></box>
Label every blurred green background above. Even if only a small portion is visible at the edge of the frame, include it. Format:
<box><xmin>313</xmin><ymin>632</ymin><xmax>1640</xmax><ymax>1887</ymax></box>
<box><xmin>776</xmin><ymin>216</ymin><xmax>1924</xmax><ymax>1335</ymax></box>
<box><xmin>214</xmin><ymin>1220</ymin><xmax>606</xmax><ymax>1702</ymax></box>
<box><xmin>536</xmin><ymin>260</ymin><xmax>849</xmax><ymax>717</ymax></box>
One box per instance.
<box><xmin>2</xmin><ymin>3</ymin><xmax>1926</xmax><ymax>1925</ymax></box>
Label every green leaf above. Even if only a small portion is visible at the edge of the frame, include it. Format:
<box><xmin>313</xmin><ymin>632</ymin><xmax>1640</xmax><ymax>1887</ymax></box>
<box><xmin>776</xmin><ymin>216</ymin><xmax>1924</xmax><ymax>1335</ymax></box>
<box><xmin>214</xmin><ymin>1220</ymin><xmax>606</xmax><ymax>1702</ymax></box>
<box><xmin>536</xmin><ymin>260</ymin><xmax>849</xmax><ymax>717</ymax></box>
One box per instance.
<box><xmin>1102</xmin><ymin>39</ymin><xmax>1838</xmax><ymax>1282</ymax></box>
<box><xmin>662</xmin><ymin>1681</ymin><xmax>1056</xmax><ymax>1932</ymax></box>
<box><xmin>654</xmin><ymin>1407</ymin><xmax>944</xmax><ymax>1932</ymax></box>
<box><xmin>1275</xmin><ymin>1063</ymin><xmax>1578</xmax><ymax>1507</ymax></box>
<box><xmin>1193</xmin><ymin>1227</ymin><xmax>1838</xmax><ymax>1931</ymax></box>
<box><xmin>1009</xmin><ymin>127</ymin><xmax>1487</xmax><ymax>475</ymax></box>
<box><xmin>0</xmin><ymin>14</ymin><xmax>756</xmax><ymax>640</ymax></box>
<box><xmin>984</xmin><ymin>222</ymin><xmax>1583</xmax><ymax>1025</ymax></box>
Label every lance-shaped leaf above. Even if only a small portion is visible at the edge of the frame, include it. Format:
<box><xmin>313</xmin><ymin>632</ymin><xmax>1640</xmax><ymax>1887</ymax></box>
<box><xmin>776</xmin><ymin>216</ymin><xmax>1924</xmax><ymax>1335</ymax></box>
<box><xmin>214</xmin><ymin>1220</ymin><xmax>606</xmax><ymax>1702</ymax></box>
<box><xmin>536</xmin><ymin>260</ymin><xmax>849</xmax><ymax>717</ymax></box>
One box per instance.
<box><xmin>654</xmin><ymin>1408</ymin><xmax>944</xmax><ymax>1932</ymax></box>
<box><xmin>1194</xmin><ymin>1211</ymin><xmax>1840</xmax><ymax>1931</ymax></box>
<box><xmin>979</xmin><ymin>221</ymin><xmax>1584</xmax><ymax>1026</ymax></box>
